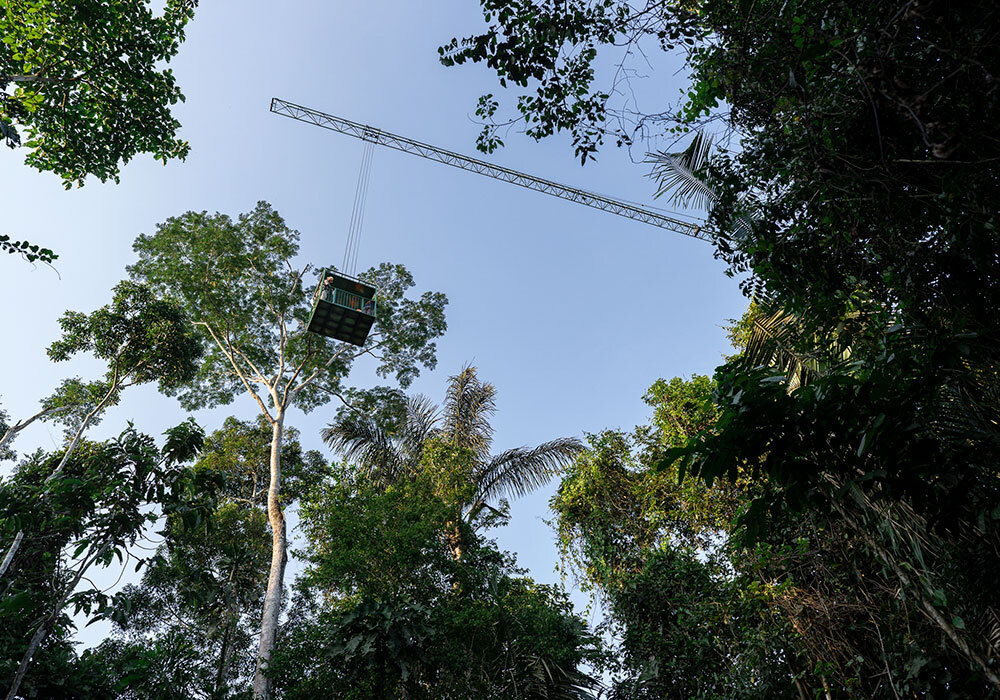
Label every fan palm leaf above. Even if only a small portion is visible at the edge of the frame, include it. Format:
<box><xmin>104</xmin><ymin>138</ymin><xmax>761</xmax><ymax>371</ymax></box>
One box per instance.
<box><xmin>508</xmin><ymin>651</ymin><xmax>599</xmax><ymax>700</ymax></box>
<box><xmin>536</xmin><ymin>659</ymin><xmax>600</xmax><ymax>700</ymax></box>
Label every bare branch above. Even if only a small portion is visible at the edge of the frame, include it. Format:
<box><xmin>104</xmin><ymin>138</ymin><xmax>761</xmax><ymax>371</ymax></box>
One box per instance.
<box><xmin>197</xmin><ymin>321</ymin><xmax>275</xmax><ymax>423</ymax></box>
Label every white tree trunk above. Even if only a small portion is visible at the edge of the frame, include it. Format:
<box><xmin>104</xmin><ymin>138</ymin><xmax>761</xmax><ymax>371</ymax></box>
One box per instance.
<box><xmin>0</xmin><ymin>532</ymin><xmax>24</xmax><ymax>579</ymax></box>
<box><xmin>252</xmin><ymin>411</ymin><xmax>287</xmax><ymax>700</ymax></box>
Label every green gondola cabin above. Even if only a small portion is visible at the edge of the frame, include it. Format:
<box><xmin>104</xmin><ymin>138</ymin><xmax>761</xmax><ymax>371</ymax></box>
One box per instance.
<box><xmin>307</xmin><ymin>269</ymin><xmax>377</xmax><ymax>345</ymax></box>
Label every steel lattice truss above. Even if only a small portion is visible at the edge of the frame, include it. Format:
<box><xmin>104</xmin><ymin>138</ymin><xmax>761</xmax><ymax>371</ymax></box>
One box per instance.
<box><xmin>270</xmin><ymin>98</ymin><xmax>708</xmax><ymax>241</ymax></box>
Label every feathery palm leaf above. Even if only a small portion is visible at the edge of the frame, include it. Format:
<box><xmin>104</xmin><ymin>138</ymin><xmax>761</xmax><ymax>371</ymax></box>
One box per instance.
<box><xmin>323</xmin><ymin>395</ymin><xmax>445</xmax><ymax>485</ymax></box>
<box><xmin>476</xmin><ymin>437</ymin><xmax>583</xmax><ymax>503</ymax></box>
<box><xmin>929</xmin><ymin>366</ymin><xmax>1000</xmax><ymax>454</ymax></box>
<box><xmin>522</xmin><ymin>655</ymin><xmax>600</xmax><ymax>700</ymax></box>
<box><xmin>646</xmin><ymin>130</ymin><xmax>760</xmax><ymax>251</ymax></box>
<box><xmin>325</xmin><ymin>366</ymin><xmax>581</xmax><ymax>527</ymax></box>
<box><xmin>743</xmin><ymin>308</ymin><xmax>813</xmax><ymax>390</ymax></box>
<box><xmin>321</xmin><ymin>413</ymin><xmax>404</xmax><ymax>484</ymax></box>
<box><xmin>399</xmin><ymin>394</ymin><xmax>442</xmax><ymax>458</ymax></box>
<box><xmin>645</xmin><ymin>131</ymin><xmax>718</xmax><ymax>210</ymax></box>
<box><xmin>742</xmin><ymin>307</ymin><xmax>856</xmax><ymax>391</ymax></box>
<box><xmin>444</xmin><ymin>365</ymin><xmax>497</xmax><ymax>461</ymax></box>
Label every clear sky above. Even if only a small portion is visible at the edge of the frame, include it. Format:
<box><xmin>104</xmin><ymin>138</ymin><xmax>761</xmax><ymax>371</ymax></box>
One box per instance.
<box><xmin>0</xmin><ymin>0</ymin><xmax>746</xmax><ymax>639</ymax></box>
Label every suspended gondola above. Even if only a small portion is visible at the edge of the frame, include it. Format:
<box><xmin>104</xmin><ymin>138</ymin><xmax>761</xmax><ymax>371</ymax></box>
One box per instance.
<box><xmin>305</xmin><ymin>132</ymin><xmax>379</xmax><ymax>346</ymax></box>
<box><xmin>306</xmin><ymin>268</ymin><xmax>377</xmax><ymax>346</ymax></box>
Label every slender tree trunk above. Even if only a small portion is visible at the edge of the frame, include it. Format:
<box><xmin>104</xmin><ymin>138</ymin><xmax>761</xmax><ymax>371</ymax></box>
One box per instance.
<box><xmin>49</xmin><ymin>386</ymin><xmax>117</xmax><ymax>481</ymax></box>
<box><xmin>215</xmin><ymin>611</ymin><xmax>236</xmax><ymax>697</ymax></box>
<box><xmin>0</xmin><ymin>405</ymin><xmax>58</xmax><ymax>455</ymax></box>
<box><xmin>0</xmin><ymin>427</ymin><xmax>16</xmax><ymax>455</ymax></box>
<box><xmin>5</xmin><ymin>542</ymin><xmax>110</xmax><ymax>700</ymax></box>
<box><xmin>0</xmin><ymin>407</ymin><xmax>63</xmax><ymax>578</ymax></box>
<box><xmin>447</xmin><ymin>521</ymin><xmax>464</xmax><ymax>561</ymax></box>
<box><xmin>252</xmin><ymin>411</ymin><xmax>287</xmax><ymax>700</ymax></box>
<box><xmin>0</xmin><ymin>532</ymin><xmax>24</xmax><ymax>579</ymax></box>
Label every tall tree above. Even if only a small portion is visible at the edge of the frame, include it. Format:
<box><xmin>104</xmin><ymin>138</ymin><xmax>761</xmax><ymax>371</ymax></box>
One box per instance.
<box><xmin>96</xmin><ymin>416</ymin><xmax>323</xmax><ymax>698</ymax></box>
<box><xmin>324</xmin><ymin>365</ymin><xmax>581</xmax><ymax>559</ymax></box>
<box><xmin>127</xmin><ymin>200</ymin><xmax>447</xmax><ymax>699</ymax></box>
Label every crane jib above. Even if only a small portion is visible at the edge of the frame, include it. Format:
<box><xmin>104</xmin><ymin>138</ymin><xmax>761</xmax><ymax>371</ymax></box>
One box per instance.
<box><xmin>269</xmin><ymin>98</ymin><xmax>708</xmax><ymax>242</ymax></box>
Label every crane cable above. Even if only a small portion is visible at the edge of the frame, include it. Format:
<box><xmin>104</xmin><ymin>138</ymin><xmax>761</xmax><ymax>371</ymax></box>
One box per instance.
<box><xmin>342</xmin><ymin>138</ymin><xmax>376</xmax><ymax>277</ymax></box>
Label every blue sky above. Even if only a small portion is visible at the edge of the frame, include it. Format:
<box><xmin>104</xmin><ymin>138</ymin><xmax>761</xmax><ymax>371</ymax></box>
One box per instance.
<box><xmin>0</xmin><ymin>0</ymin><xmax>746</xmax><ymax>638</ymax></box>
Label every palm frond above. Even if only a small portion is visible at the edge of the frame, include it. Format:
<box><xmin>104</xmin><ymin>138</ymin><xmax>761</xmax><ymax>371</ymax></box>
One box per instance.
<box><xmin>742</xmin><ymin>307</ymin><xmax>818</xmax><ymax>391</ymax></box>
<box><xmin>399</xmin><ymin>394</ymin><xmax>441</xmax><ymax>467</ymax></box>
<box><xmin>987</xmin><ymin>608</ymin><xmax>1000</xmax><ymax>655</ymax></box>
<box><xmin>516</xmin><ymin>653</ymin><xmax>600</xmax><ymax>700</ymax></box>
<box><xmin>645</xmin><ymin>131</ymin><xmax>718</xmax><ymax>210</ymax></box>
<box><xmin>742</xmin><ymin>307</ymin><xmax>858</xmax><ymax>391</ymax></box>
<box><xmin>476</xmin><ymin>437</ymin><xmax>583</xmax><ymax>503</ymax></box>
<box><xmin>929</xmin><ymin>377</ymin><xmax>1000</xmax><ymax>454</ymax></box>
<box><xmin>443</xmin><ymin>365</ymin><xmax>497</xmax><ymax>460</ymax></box>
<box><xmin>321</xmin><ymin>414</ymin><xmax>405</xmax><ymax>485</ymax></box>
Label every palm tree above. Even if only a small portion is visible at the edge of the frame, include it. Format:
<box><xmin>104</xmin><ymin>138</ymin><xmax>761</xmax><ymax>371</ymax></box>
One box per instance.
<box><xmin>322</xmin><ymin>366</ymin><xmax>582</xmax><ymax>558</ymax></box>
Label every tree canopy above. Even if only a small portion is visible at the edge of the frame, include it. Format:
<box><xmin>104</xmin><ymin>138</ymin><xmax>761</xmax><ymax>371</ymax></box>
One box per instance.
<box><xmin>128</xmin><ymin>201</ymin><xmax>447</xmax><ymax>417</ymax></box>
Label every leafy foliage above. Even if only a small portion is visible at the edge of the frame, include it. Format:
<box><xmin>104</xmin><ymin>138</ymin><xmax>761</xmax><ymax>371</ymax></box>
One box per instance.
<box><xmin>94</xmin><ymin>416</ymin><xmax>322</xmax><ymax>699</ymax></box>
<box><xmin>0</xmin><ymin>234</ymin><xmax>56</xmax><ymax>264</ymax></box>
<box><xmin>0</xmin><ymin>408</ymin><xmax>14</xmax><ymax>462</ymax></box>
<box><xmin>451</xmin><ymin>0</ymin><xmax>1000</xmax><ymax>693</ymax></box>
<box><xmin>552</xmin><ymin>379</ymin><xmax>785</xmax><ymax>698</ymax></box>
<box><xmin>271</xmin><ymin>463</ymin><xmax>601</xmax><ymax>699</ymax></box>
<box><xmin>48</xmin><ymin>280</ymin><xmax>203</xmax><ymax>393</ymax></box>
<box><xmin>440</xmin><ymin>0</ymin><xmax>701</xmax><ymax>160</ymax></box>
<box><xmin>0</xmin><ymin>422</ymin><xmax>216</xmax><ymax>697</ymax></box>
<box><xmin>1</xmin><ymin>0</ymin><xmax>197</xmax><ymax>187</ymax></box>
<box><xmin>554</xmin><ymin>372</ymin><xmax>1000</xmax><ymax>697</ymax></box>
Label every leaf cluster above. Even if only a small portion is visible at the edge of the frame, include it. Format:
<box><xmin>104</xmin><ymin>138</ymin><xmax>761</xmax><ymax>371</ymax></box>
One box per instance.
<box><xmin>47</xmin><ymin>280</ymin><xmax>203</xmax><ymax>393</ymax></box>
<box><xmin>1</xmin><ymin>0</ymin><xmax>197</xmax><ymax>187</ymax></box>
<box><xmin>0</xmin><ymin>233</ymin><xmax>56</xmax><ymax>263</ymax></box>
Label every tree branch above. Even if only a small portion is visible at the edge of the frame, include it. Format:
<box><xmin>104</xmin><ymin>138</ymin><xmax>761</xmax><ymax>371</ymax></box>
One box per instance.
<box><xmin>197</xmin><ymin>321</ymin><xmax>275</xmax><ymax>423</ymax></box>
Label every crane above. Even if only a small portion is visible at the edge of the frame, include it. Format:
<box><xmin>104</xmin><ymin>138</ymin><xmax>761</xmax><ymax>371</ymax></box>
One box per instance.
<box><xmin>269</xmin><ymin>97</ymin><xmax>708</xmax><ymax>242</ymax></box>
